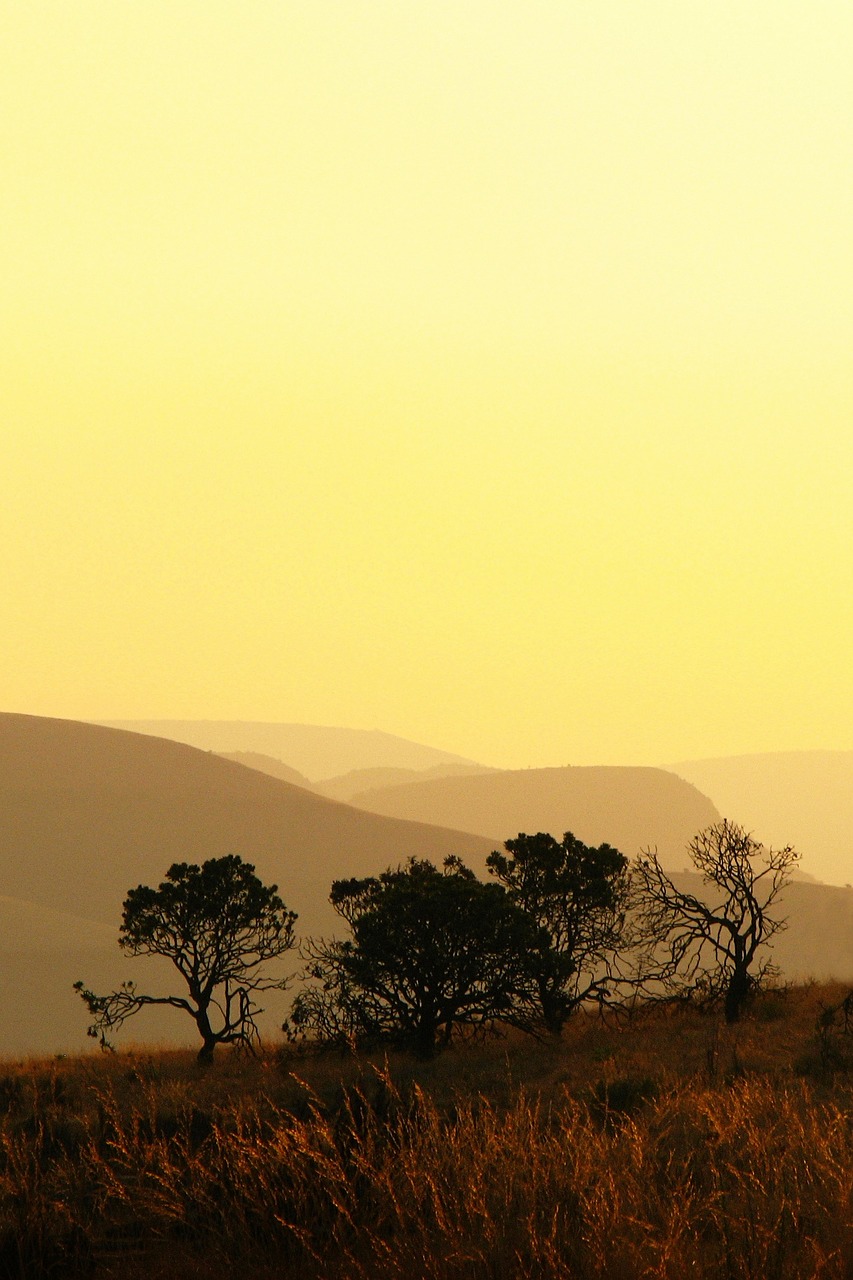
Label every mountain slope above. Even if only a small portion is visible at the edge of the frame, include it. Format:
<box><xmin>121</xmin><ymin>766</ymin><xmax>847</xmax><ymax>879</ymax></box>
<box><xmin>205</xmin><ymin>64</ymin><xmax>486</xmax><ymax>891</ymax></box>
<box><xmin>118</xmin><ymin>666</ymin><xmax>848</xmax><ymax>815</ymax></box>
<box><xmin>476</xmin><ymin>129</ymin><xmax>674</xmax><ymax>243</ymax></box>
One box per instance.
<box><xmin>0</xmin><ymin>715</ymin><xmax>495</xmax><ymax>930</ymax></box>
<box><xmin>671</xmin><ymin>752</ymin><xmax>853</xmax><ymax>886</ymax></box>
<box><xmin>96</xmin><ymin>720</ymin><xmax>482</xmax><ymax>780</ymax></box>
<box><xmin>216</xmin><ymin>752</ymin><xmax>316</xmax><ymax>790</ymax></box>
<box><xmin>351</xmin><ymin>766</ymin><xmax>722</xmax><ymax>868</ymax></box>
<box><xmin>315</xmin><ymin>762</ymin><xmax>495</xmax><ymax>804</ymax></box>
<box><xmin>0</xmin><ymin>896</ymin><xmax>122</xmax><ymax>1056</ymax></box>
<box><xmin>0</xmin><ymin>714</ymin><xmax>498</xmax><ymax>1053</ymax></box>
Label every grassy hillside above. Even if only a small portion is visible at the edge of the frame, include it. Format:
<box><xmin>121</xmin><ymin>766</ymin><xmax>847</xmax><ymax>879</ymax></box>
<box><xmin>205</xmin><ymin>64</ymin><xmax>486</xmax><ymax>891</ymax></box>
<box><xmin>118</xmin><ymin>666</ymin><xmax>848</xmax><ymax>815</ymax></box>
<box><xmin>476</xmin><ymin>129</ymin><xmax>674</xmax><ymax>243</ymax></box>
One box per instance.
<box><xmin>4</xmin><ymin>984</ymin><xmax>853</xmax><ymax>1279</ymax></box>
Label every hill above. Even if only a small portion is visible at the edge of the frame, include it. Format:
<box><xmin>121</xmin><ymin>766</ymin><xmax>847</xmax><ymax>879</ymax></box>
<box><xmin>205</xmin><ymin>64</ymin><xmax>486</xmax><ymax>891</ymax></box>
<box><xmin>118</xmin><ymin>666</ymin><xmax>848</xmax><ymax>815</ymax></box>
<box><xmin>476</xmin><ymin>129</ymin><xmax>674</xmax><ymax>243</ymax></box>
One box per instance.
<box><xmin>0</xmin><ymin>715</ymin><xmax>494</xmax><ymax>927</ymax></box>
<box><xmin>315</xmin><ymin>761</ymin><xmax>495</xmax><ymax>804</ymax></box>
<box><xmin>671</xmin><ymin>751</ymin><xmax>853</xmax><ymax>886</ymax></box>
<box><xmin>350</xmin><ymin>765</ymin><xmax>722</xmax><ymax>869</ymax></box>
<box><xmin>0</xmin><ymin>894</ymin><xmax>126</xmax><ymax>1058</ymax></box>
<box><xmin>96</xmin><ymin>720</ymin><xmax>482</xmax><ymax>780</ymax></box>
<box><xmin>216</xmin><ymin>751</ymin><xmax>315</xmax><ymax>790</ymax></box>
<box><xmin>0</xmin><ymin>714</ymin><xmax>495</xmax><ymax>1053</ymax></box>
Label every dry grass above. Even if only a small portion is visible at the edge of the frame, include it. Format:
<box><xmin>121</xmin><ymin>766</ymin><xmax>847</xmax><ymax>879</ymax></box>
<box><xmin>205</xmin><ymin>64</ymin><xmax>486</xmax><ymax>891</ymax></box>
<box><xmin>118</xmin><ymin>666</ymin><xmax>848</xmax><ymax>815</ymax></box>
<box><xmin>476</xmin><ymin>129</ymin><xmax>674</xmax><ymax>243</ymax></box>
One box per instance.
<box><xmin>2</xmin><ymin>984</ymin><xmax>853</xmax><ymax>1279</ymax></box>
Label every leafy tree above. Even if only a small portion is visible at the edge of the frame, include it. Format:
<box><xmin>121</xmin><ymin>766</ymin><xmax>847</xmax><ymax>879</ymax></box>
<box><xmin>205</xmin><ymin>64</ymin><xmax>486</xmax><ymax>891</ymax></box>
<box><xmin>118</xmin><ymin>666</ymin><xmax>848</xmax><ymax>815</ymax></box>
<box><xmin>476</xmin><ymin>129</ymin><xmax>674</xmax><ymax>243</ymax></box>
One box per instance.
<box><xmin>75</xmin><ymin>855</ymin><xmax>297</xmax><ymax>1061</ymax></box>
<box><xmin>486</xmin><ymin>831</ymin><xmax>630</xmax><ymax>1034</ymax></box>
<box><xmin>633</xmin><ymin>820</ymin><xmax>799</xmax><ymax>1022</ymax></box>
<box><xmin>289</xmin><ymin>856</ymin><xmax>540</xmax><ymax>1058</ymax></box>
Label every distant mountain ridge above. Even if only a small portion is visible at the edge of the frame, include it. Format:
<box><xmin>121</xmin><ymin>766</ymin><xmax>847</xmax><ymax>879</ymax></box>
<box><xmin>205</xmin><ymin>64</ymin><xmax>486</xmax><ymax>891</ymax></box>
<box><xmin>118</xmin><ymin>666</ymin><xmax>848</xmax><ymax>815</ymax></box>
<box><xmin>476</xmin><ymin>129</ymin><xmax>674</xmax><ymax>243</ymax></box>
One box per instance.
<box><xmin>349</xmin><ymin>765</ymin><xmax>722</xmax><ymax>869</ymax></box>
<box><xmin>96</xmin><ymin>720</ymin><xmax>482</xmax><ymax>781</ymax></box>
<box><xmin>315</xmin><ymin>762</ymin><xmax>496</xmax><ymax>803</ymax></box>
<box><xmin>670</xmin><ymin>751</ymin><xmax>853</xmax><ymax>886</ymax></box>
<box><xmin>216</xmin><ymin>752</ymin><xmax>315</xmax><ymax>790</ymax></box>
<box><xmin>212</xmin><ymin>755</ymin><xmax>495</xmax><ymax>803</ymax></box>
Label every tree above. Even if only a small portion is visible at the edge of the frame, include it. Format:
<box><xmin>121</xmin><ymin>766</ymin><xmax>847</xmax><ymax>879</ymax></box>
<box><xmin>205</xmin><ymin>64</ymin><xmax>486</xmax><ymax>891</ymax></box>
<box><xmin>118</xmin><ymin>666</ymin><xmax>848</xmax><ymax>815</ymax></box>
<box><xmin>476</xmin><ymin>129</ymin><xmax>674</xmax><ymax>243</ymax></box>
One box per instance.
<box><xmin>75</xmin><ymin>855</ymin><xmax>297</xmax><ymax>1061</ymax></box>
<box><xmin>486</xmin><ymin>831</ymin><xmax>630</xmax><ymax>1034</ymax></box>
<box><xmin>289</xmin><ymin>856</ymin><xmax>540</xmax><ymax>1058</ymax></box>
<box><xmin>633</xmin><ymin>820</ymin><xmax>799</xmax><ymax>1022</ymax></box>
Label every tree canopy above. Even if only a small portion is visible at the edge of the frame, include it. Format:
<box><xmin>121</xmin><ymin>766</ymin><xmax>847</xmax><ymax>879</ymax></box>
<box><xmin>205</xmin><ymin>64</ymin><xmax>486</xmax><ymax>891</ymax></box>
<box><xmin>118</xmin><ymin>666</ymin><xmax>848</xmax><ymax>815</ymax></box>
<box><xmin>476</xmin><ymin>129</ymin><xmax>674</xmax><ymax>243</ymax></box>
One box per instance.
<box><xmin>76</xmin><ymin>855</ymin><xmax>297</xmax><ymax>1060</ymax></box>
<box><xmin>289</xmin><ymin>856</ymin><xmax>540</xmax><ymax>1057</ymax></box>
<box><xmin>487</xmin><ymin>831</ymin><xmax>631</xmax><ymax>1033</ymax></box>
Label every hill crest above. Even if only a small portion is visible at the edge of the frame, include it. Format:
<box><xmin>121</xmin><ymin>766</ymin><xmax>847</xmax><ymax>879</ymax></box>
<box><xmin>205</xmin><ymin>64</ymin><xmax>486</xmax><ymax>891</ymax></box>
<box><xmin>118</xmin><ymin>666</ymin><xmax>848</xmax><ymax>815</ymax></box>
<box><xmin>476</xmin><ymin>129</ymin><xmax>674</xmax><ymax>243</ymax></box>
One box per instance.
<box><xmin>351</xmin><ymin>765</ymin><xmax>722</xmax><ymax>868</ymax></box>
<box><xmin>95</xmin><ymin>720</ymin><xmax>482</xmax><ymax>781</ymax></box>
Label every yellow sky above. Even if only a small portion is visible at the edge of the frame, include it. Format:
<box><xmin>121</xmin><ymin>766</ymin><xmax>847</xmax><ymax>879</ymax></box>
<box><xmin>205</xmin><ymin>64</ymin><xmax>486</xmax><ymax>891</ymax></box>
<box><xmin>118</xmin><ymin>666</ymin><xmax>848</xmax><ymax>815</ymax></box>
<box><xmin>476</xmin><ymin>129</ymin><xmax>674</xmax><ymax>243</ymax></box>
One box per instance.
<box><xmin>2</xmin><ymin>3</ymin><xmax>852</xmax><ymax>768</ymax></box>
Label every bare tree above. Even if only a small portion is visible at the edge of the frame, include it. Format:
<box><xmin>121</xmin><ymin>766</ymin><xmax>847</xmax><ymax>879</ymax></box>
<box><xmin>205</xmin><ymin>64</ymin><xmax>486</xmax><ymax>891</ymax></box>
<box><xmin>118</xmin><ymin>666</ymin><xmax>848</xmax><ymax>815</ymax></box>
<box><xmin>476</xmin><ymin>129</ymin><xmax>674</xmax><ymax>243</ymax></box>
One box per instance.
<box><xmin>633</xmin><ymin>820</ymin><xmax>799</xmax><ymax>1022</ymax></box>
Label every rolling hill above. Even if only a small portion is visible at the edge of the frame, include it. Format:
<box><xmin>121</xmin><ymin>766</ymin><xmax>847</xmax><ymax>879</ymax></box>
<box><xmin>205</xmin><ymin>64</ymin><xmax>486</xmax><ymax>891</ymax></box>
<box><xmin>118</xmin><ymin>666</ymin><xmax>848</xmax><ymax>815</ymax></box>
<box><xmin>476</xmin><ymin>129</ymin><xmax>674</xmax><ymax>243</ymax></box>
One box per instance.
<box><xmin>0</xmin><ymin>714</ymin><xmax>495</xmax><ymax>931</ymax></box>
<box><xmin>349</xmin><ymin>765</ymin><xmax>723</xmax><ymax>869</ymax></box>
<box><xmin>216</xmin><ymin>752</ymin><xmax>316</xmax><ymax>790</ymax></box>
<box><xmin>0</xmin><ymin>714</ymin><xmax>495</xmax><ymax>1053</ymax></box>
<box><xmin>212</xmin><ymin>756</ymin><xmax>495</xmax><ymax>802</ymax></box>
<box><xmin>0</xmin><ymin>895</ymin><xmax>128</xmax><ymax>1058</ymax></box>
<box><xmin>314</xmin><ymin>762</ymin><xmax>495</xmax><ymax>803</ymax></box>
<box><xmin>97</xmin><ymin>720</ymin><xmax>482</xmax><ymax>780</ymax></box>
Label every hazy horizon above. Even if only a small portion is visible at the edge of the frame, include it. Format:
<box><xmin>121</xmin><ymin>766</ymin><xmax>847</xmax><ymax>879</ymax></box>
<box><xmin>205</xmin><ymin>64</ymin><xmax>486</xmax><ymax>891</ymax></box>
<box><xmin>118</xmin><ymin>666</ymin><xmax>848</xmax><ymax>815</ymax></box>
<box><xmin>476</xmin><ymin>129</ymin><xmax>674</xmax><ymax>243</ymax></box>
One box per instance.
<box><xmin>4</xmin><ymin>4</ymin><xmax>852</xmax><ymax>770</ymax></box>
<box><xmin>96</xmin><ymin>716</ymin><xmax>853</xmax><ymax>775</ymax></box>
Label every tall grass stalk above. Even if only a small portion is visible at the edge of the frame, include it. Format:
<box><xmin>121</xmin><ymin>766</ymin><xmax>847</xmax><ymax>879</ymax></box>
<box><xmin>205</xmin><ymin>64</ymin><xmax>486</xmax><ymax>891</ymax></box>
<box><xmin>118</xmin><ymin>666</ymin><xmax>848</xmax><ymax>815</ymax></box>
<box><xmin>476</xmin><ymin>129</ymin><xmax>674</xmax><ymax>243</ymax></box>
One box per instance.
<box><xmin>2</xmin><ymin>1070</ymin><xmax>853</xmax><ymax>1278</ymax></box>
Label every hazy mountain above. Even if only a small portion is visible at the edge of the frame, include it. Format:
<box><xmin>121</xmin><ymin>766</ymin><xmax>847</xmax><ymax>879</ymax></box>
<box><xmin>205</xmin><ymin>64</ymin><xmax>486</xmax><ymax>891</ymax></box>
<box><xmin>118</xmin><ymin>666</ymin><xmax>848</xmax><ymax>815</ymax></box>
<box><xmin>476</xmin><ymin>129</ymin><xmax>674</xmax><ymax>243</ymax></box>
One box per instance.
<box><xmin>670</xmin><ymin>752</ymin><xmax>853</xmax><ymax>887</ymax></box>
<box><xmin>350</xmin><ymin>766</ymin><xmax>722</xmax><ymax>869</ymax></box>
<box><xmin>216</xmin><ymin>752</ymin><xmax>316</xmax><ymax>790</ymax></box>
<box><xmin>0</xmin><ymin>713</ymin><xmax>495</xmax><ymax>1053</ymax></box>
<box><xmin>0</xmin><ymin>896</ymin><xmax>128</xmax><ymax>1056</ymax></box>
<box><xmin>316</xmin><ymin>762</ymin><xmax>495</xmax><ymax>804</ymax></box>
<box><xmin>0</xmin><ymin>714</ymin><xmax>494</xmax><ymax>930</ymax></box>
<box><xmin>96</xmin><ymin>720</ymin><xmax>482</xmax><ymax>781</ymax></box>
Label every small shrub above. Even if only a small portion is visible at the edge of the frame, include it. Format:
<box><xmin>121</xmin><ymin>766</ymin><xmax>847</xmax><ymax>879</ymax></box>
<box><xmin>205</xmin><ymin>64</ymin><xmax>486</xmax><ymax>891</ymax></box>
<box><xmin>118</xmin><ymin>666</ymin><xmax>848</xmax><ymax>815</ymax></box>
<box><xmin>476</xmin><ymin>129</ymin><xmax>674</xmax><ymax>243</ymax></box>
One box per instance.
<box><xmin>589</xmin><ymin>1075</ymin><xmax>658</xmax><ymax>1124</ymax></box>
<box><xmin>753</xmin><ymin>992</ymin><xmax>789</xmax><ymax>1023</ymax></box>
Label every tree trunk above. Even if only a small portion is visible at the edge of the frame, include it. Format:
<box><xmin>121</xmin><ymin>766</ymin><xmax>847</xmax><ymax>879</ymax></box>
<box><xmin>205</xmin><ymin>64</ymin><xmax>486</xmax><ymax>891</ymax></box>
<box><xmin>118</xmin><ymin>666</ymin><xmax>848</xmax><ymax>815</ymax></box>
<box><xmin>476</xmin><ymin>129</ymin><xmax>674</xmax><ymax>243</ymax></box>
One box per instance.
<box><xmin>724</xmin><ymin>968</ymin><xmax>750</xmax><ymax>1023</ymax></box>
<box><xmin>542</xmin><ymin>996</ymin><xmax>565</xmax><ymax>1037</ymax></box>
<box><xmin>197</xmin><ymin>1037</ymin><xmax>217</xmax><ymax>1064</ymax></box>
<box><xmin>195</xmin><ymin>1004</ymin><xmax>218</xmax><ymax>1064</ymax></box>
<box><xmin>414</xmin><ymin>1018</ymin><xmax>438</xmax><ymax>1059</ymax></box>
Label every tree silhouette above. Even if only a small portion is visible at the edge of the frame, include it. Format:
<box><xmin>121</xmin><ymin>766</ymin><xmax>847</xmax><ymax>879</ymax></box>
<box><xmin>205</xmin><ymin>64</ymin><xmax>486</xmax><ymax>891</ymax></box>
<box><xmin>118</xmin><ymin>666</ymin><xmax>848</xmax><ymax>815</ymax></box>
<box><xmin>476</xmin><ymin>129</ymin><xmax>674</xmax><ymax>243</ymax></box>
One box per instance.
<box><xmin>634</xmin><ymin>820</ymin><xmax>799</xmax><ymax>1022</ymax></box>
<box><xmin>487</xmin><ymin>831</ymin><xmax>631</xmax><ymax>1034</ymax></box>
<box><xmin>75</xmin><ymin>855</ymin><xmax>297</xmax><ymax>1061</ymax></box>
<box><xmin>289</xmin><ymin>856</ymin><xmax>539</xmax><ymax>1058</ymax></box>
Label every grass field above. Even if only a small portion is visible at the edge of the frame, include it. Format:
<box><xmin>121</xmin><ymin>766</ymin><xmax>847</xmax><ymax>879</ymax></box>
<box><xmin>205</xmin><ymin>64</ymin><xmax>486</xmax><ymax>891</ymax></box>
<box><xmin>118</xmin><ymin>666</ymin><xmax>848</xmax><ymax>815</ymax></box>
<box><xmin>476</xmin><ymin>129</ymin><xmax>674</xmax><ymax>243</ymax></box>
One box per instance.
<box><xmin>3</xmin><ymin>983</ymin><xmax>853</xmax><ymax>1279</ymax></box>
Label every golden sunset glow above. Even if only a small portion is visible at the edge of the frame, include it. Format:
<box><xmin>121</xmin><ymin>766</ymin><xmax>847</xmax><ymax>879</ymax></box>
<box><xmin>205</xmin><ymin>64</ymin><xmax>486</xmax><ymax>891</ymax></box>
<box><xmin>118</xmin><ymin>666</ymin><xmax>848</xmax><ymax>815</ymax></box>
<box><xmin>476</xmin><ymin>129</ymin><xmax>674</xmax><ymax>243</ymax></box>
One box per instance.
<box><xmin>3</xmin><ymin>3</ymin><xmax>852</xmax><ymax>767</ymax></box>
